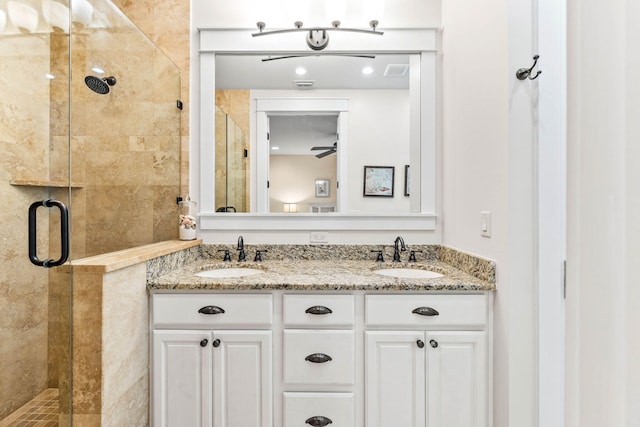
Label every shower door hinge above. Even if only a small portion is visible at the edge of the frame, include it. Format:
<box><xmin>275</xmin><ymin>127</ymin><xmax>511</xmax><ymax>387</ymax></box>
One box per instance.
<box><xmin>176</xmin><ymin>100</ymin><xmax>183</xmax><ymax>110</ymax></box>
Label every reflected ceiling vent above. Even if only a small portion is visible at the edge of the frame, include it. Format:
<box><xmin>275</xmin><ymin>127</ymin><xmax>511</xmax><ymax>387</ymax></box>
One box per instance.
<box><xmin>384</xmin><ymin>64</ymin><xmax>409</xmax><ymax>77</ymax></box>
<box><xmin>293</xmin><ymin>80</ymin><xmax>315</xmax><ymax>88</ymax></box>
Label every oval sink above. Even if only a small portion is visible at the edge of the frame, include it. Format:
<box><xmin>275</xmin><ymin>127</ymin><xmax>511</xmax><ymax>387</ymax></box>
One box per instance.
<box><xmin>196</xmin><ymin>268</ymin><xmax>264</xmax><ymax>278</ymax></box>
<box><xmin>374</xmin><ymin>268</ymin><xmax>444</xmax><ymax>279</ymax></box>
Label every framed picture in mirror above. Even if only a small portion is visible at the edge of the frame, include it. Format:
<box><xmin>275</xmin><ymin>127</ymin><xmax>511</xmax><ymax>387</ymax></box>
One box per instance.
<box><xmin>315</xmin><ymin>179</ymin><xmax>330</xmax><ymax>197</ymax></box>
<box><xmin>363</xmin><ymin>166</ymin><xmax>394</xmax><ymax>197</ymax></box>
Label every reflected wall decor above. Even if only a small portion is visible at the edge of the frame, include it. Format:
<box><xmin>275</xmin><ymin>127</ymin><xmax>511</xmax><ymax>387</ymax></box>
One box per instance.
<box><xmin>315</xmin><ymin>179</ymin><xmax>330</xmax><ymax>197</ymax></box>
<box><xmin>363</xmin><ymin>166</ymin><xmax>394</xmax><ymax>197</ymax></box>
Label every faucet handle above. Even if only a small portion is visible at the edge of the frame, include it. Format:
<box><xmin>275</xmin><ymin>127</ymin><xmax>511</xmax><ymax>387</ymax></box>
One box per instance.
<box><xmin>408</xmin><ymin>250</ymin><xmax>423</xmax><ymax>262</ymax></box>
<box><xmin>254</xmin><ymin>249</ymin><xmax>267</xmax><ymax>262</ymax></box>
<box><xmin>218</xmin><ymin>249</ymin><xmax>231</xmax><ymax>262</ymax></box>
<box><xmin>371</xmin><ymin>250</ymin><xmax>384</xmax><ymax>262</ymax></box>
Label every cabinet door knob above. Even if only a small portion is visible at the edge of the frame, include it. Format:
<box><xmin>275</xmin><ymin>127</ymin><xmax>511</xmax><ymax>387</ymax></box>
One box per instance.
<box><xmin>416</xmin><ymin>339</ymin><xmax>425</xmax><ymax>348</ymax></box>
<box><xmin>429</xmin><ymin>339</ymin><xmax>439</xmax><ymax>348</ymax></box>
<box><xmin>212</xmin><ymin>339</ymin><xmax>221</xmax><ymax>348</ymax></box>
<box><xmin>305</xmin><ymin>415</ymin><xmax>333</xmax><ymax>426</ymax></box>
<box><xmin>200</xmin><ymin>339</ymin><xmax>208</xmax><ymax>347</ymax></box>
<box><xmin>305</xmin><ymin>305</ymin><xmax>333</xmax><ymax>315</ymax></box>
<box><xmin>411</xmin><ymin>306</ymin><xmax>439</xmax><ymax>316</ymax></box>
<box><xmin>198</xmin><ymin>305</ymin><xmax>225</xmax><ymax>315</ymax></box>
<box><xmin>305</xmin><ymin>353</ymin><xmax>333</xmax><ymax>363</ymax></box>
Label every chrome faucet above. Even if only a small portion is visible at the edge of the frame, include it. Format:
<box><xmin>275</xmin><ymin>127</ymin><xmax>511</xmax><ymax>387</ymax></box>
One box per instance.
<box><xmin>237</xmin><ymin>235</ymin><xmax>246</xmax><ymax>262</ymax></box>
<box><xmin>393</xmin><ymin>236</ymin><xmax>406</xmax><ymax>262</ymax></box>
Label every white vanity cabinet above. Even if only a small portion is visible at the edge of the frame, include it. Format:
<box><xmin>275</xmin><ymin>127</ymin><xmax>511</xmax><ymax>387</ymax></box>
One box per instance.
<box><xmin>151</xmin><ymin>291</ymin><xmax>492</xmax><ymax>427</ymax></box>
<box><xmin>365</xmin><ymin>294</ymin><xmax>490</xmax><ymax>427</ymax></box>
<box><xmin>151</xmin><ymin>294</ymin><xmax>273</xmax><ymax>427</ymax></box>
<box><xmin>281</xmin><ymin>294</ymin><xmax>356</xmax><ymax>427</ymax></box>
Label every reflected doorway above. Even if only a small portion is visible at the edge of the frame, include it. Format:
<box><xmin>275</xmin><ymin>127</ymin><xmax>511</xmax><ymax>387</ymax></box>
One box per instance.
<box><xmin>268</xmin><ymin>115</ymin><xmax>338</xmax><ymax>213</ymax></box>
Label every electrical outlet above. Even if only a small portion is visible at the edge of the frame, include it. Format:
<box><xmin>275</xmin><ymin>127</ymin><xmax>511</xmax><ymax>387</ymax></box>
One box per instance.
<box><xmin>310</xmin><ymin>231</ymin><xmax>329</xmax><ymax>244</ymax></box>
<box><xmin>480</xmin><ymin>211</ymin><xmax>492</xmax><ymax>238</ymax></box>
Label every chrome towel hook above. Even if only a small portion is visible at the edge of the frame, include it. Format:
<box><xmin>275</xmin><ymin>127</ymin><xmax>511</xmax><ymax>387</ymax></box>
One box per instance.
<box><xmin>516</xmin><ymin>55</ymin><xmax>542</xmax><ymax>80</ymax></box>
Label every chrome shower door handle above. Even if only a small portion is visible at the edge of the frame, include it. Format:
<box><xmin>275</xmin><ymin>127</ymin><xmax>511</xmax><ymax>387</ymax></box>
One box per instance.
<box><xmin>28</xmin><ymin>199</ymin><xmax>69</xmax><ymax>268</ymax></box>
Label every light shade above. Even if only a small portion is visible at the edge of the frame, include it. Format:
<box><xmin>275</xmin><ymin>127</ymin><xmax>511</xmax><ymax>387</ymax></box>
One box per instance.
<box><xmin>72</xmin><ymin>0</ymin><xmax>94</xmax><ymax>27</ymax></box>
<box><xmin>0</xmin><ymin>10</ymin><xmax>6</xmax><ymax>32</ymax></box>
<box><xmin>8</xmin><ymin>1</ymin><xmax>39</xmax><ymax>33</ymax></box>
<box><xmin>325</xmin><ymin>0</ymin><xmax>346</xmax><ymax>22</ymax></box>
<box><xmin>286</xmin><ymin>0</ymin><xmax>310</xmax><ymax>23</ymax></box>
<box><xmin>362</xmin><ymin>0</ymin><xmax>385</xmax><ymax>19</ymax></box>
<box><xmin>283</xmin><ymin>203</ymin><xmax>298</xmax><ymax>213</ymax></box>
<box><xmin>42</xmin><ymin>0</ymin><xmax>70</xmax><ymax>32</ymax></box>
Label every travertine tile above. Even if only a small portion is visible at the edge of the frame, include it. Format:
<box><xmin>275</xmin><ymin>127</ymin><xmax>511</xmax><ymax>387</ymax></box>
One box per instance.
<box><xmin>101</xmin><ymin>264</ymin><xmax>148</xmax><ymax>414</ymax></box>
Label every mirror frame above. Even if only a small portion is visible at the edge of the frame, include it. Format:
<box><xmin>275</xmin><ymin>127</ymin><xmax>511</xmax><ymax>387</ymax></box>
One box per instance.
<box><xmin>197</xmin><ymin>27</ymin><xmax>438</xmax><ymax>231</ymax></box>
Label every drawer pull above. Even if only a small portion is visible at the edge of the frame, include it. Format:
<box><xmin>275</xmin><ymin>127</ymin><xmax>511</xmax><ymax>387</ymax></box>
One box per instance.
<box><xmin>412</xmin><ymin>306</ymin><xmax>439</xmax><ymax>316</ymax></box>
<box><xmin>430</xmin><ymin>339</ymin><xmax>439</xmax><ymax>348</ymax></box>
<box><xmin>416</xmin><ymin>339</ymin><xmax>425</xmax><ymax>348</ymax></box>
<box><xmin>213</xmin><ymin>339</ymin><xmax>221</xmax><ymax>348</ymax></box>
<box><xmin>305</xmin><ymin>416</ymin><xmax>333</xmax><ymax>426</ymax></box>
<box><xmin>198</xmin><ymin>305</ymin><xmax>225</xmax><ymax>315</ymax></box>
<box><xmin>305</xmin><ymin>353</ymin><xmax>333</xmax><ymax>363</ymax></box>
<box><xmin>200</xmin><ymin>339</ymin><xmax>208</xmax><ymax>347</ymax></box>
<box><xmin>305</xmin><ymin>305</ymin><xmax>333</xmax><ymax>315</ymax></box>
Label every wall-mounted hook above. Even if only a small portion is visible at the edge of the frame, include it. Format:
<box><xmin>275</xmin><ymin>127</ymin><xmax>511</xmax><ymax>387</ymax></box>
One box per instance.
<box><xmin>516</xmin><ymin>55</ymin><xmax>542</xmax><ymax>80</ymax></box>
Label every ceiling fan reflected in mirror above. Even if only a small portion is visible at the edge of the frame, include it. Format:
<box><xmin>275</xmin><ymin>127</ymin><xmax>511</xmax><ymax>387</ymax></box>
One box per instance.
<box><xmin>261</xmin><ymin>53</ymin><xmax>376</xmax><ymax>62</ymax></box>
<box><xmin>311</xmin><ymin>141</ymin><xmax>337</xmax><ymax>158</ymax></box>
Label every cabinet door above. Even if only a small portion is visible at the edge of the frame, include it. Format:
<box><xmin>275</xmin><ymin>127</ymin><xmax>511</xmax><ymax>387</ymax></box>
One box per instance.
<box><xmin>426</xmin><ymin>331</ymin><xmax>488</xmax><ymax>427</ymax></box>
<box><xmin>212</xmin><ymin>331</ymin><xmax>272</xmax><ymax>427</ymax></box>
<box><xmin>152</xmin><ymin>330</ymin><xmax>212</xmax><ymax>427</ymax></box>
<box><xmin>366</xmin><ymin>331</ymin><xmax>426</xmax><ymax>427</ymax></box>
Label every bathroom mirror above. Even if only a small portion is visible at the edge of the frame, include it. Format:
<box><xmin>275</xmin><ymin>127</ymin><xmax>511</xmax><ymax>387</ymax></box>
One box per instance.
<box><xmin>198</xmin><ymin>28</ymin><xmax>438</xmax><ymax>231</ymax></box>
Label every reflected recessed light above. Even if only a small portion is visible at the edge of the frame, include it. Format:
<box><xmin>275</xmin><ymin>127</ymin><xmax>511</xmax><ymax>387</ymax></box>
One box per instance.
<box><xmin>362</xmin><ymin>66</ymin><xmax>374</xmax><ymax>75</ymax></box>
<box><xmin>92</xmin><ymin>66</ymin><xmax>105</xmax><ymax>74</ymax></box>
<box><xmin>295</xmin><ymin>67</ymin><xmax>307</xmax><ymax>75</ymax></box>
<box><xmin>44</xmin><ymin>73</ymin><xmax>55</xmax><ymax>79</ymax></box>
<box><xmin>271</xmin><ymin>146</ymin><xmax>280</xmax><ymax>150</ymax></box>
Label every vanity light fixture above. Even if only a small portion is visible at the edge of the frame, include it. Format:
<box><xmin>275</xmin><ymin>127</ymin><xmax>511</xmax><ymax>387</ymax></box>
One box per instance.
<box><xmin>253</xmin><ymin>17</ymin><xmax>383</xmax><ymax>51</ymax></box>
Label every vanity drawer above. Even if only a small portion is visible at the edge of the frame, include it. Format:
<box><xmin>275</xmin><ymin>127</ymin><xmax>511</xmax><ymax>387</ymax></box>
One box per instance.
<box><xmin>283</xmin><ymin>294</ymin><xmax>355</xmax><ymax>327</ymax></box>
<box><xmin>365</xmin><ymin>294</ymin><xmax>487</xmax><ymax>329</ymax></box>
<box><xmin>283</xmin><ymin>330</ymin><xmax>355</xmax><ymax>385</ymax></box>
<box><xmin>152</xmin><ymin>293</ymin><xmax>273</xmax><ymax>328</ymax></box>
<box><xmin>283</xmin><ymin>392</ymin><xmax>354</xmax><ymax>427</ymax></box>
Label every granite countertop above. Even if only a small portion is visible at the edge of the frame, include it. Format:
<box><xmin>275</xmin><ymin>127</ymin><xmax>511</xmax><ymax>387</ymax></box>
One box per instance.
<box><xmin>148</xmin><ymin>255</ymin><xmax>496</xmax><ymax>292</ymax></box>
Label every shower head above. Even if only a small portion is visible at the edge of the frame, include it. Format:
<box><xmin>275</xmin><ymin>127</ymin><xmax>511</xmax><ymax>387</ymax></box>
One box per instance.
<box><xmin>84</xmin><ymin>75</ymin><xmax>117</xmax><ymax>94</ymax></box>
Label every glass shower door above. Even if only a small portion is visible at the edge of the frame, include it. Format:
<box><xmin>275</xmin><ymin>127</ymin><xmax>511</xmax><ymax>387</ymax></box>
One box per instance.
<box><xmin>0</xmin><ymin>2</ymin><xmax>74</xmax><ymax>424</ymax></box>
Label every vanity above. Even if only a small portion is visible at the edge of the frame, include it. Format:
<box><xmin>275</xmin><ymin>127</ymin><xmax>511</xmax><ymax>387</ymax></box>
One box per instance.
<box><xmin>148</xmin><ymin>244</ymin><xmax>495</xmax><ymax>427</ymax></box>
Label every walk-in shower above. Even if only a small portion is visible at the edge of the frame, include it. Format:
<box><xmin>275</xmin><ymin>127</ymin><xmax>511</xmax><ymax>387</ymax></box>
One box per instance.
<box><xmin>0</xmin><ymin>0</ymin><xmax>182</xmax><ymax>424</ymax></box>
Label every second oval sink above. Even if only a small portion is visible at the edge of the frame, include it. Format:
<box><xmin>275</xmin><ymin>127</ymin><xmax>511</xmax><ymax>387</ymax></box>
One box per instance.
<box><xmin>196</xmin><ymin>268</ymin><xmax>264</xmax><ymax>278</ymax></box>
<box><xmin>374</xmin><ymin>268</ymin><xmax>444</xmax><ymax>279</ymax></box>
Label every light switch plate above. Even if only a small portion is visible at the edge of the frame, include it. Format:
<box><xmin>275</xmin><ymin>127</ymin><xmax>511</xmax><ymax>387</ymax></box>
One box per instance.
<box><xmin>480</xmin><ymin>211</ymin><xmax>492</xmax><ymax>238</ymax></box>
<box><xmin>310</xmin><ymin>231</ymin><xmax>329</xmax><ymax>244</ymax></box>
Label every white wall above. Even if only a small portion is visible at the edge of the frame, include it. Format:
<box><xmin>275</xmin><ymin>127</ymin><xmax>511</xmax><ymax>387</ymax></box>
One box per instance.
<box><xmin>441</xmin><ymin>0</ymin><xmax>540</xmax><ymax>426</ymax></box>
<box><xmin>566</xmin><ymin>1</ymin><xmax>640</xmax><ymax>426</ymax></box>
<box><xmin>269</xmin><ymin>154</ymin><xmax>336</xmax><ymax>212</ymax></box>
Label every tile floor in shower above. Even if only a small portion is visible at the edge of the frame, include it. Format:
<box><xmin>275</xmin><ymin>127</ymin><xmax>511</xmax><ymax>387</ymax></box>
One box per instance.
<box><xmin>0</xmin><ymin>388</ymin><xmax>59</xmax><ymax>427</ymax></box>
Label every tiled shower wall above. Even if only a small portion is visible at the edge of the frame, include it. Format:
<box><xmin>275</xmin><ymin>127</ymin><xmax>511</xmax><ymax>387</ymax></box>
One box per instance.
<box><xmin>1</xmin><ymin>0</ymin><xmax>190</xmax><ymax>420</ymax></box>
<box><xmin>215</xmin><ymin>89</ymin><xmax>250</xmax><ymax>211</ymax></box>
<box><xmin>0</xmin><ymin>34</ymin><xmax>53</xmax><ymax>420</ymax></box>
